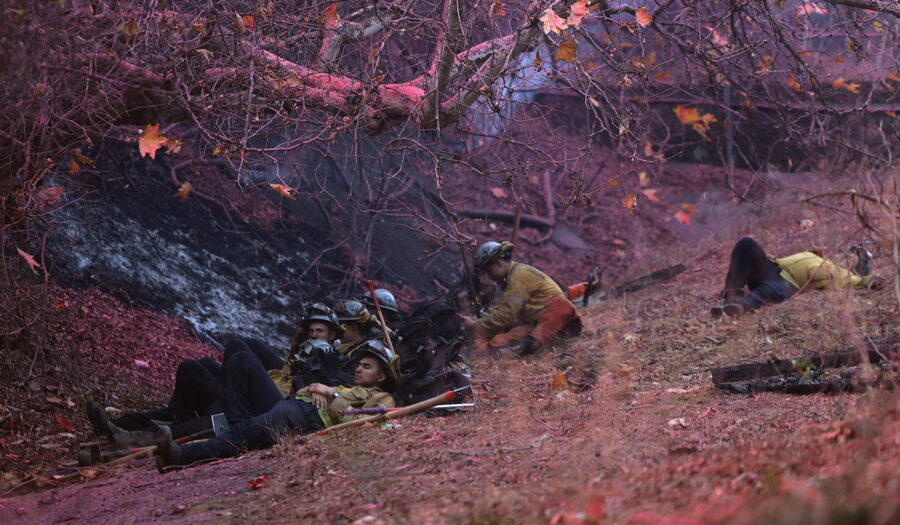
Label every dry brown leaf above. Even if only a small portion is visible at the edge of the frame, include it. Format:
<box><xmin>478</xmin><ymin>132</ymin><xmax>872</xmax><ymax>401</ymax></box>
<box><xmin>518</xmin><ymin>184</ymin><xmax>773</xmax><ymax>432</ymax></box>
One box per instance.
<box><xmin>555</xmin><ymin>39</ymin><xmax>577</xmax><ymax>63</ymax></box>
<box><xmin>489</xmin><ymin>0</ymin><xmax>507</xmax><ymax>17</ymax></box>
<box><xmin>175</xmin><ymin>181</ymin><xmax>193</xmax><ymax>202</ymax></box>
<box><xmin>549</xmin><ymin>372</ymin><xmax>568</xmax><ymax>391</ymax></box>
<box><xmin>622</xmin><ymin>193</ymin><xmax>637</xmax><ymax>214</ymax></box>
<box><xmin>641</xmin><ymin>188</ymin><xmax>660</xmax><ymax>202</ymax></box>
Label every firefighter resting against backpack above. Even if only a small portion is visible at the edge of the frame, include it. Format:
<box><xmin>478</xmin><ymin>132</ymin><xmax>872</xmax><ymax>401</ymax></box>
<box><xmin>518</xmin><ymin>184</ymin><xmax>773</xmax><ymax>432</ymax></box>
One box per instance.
<box><xmin>458</xmin><ymin>241</ymin><xmax>582</xmax><ymax>356</ymax></box>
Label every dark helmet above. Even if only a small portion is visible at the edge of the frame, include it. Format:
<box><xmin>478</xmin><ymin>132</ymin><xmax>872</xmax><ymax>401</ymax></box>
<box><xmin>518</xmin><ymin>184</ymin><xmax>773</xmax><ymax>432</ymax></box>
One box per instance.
<box><xmin>333</xmin><ymin>299</ymin><xmax>373</xmax><ymax>324</ymax></box>
<box><xmin>353</xmin><ymin>339</ymin><xmax>401</xmax><ymax>385</ymax></box>
<box><xmin>362</xmin><ymin>288</ymin><xmax>399</xmax><ymax>315</ymax></box>
<box><xmin>474</xmin><ymin>241</ymin><xmax>514</xmax><ymax>269</ymax></box>
<box><xmin>301</xmin><ymin>302</ymin><xmax>345</xmax><ymax>337</ymax></box>
<box><xmin>292</xmin><ymin>339</ymin><xmax>334</xmax><ymax>361</ymax></box>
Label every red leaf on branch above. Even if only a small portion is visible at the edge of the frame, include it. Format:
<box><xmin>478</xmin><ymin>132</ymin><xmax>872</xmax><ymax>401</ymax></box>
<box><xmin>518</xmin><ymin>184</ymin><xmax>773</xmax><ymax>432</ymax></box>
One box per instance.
<box><xmin>636</xmin><ymin>7</ymin><xmax>652</xmax><ymax>28</ymax></box>
<box><xmin>322</xmin><ymin>3</ymin><xmax>340</xmax><ymax>27</ymax></box>
<box><xmin>138</xmin><ymin>125</ymin><xmax>166</xmax><ymax>159</ymax></box>
<box><xmin>36</xmin><ymin>186</ymin><xmax>65</xmax><ymax>207</ymax></box>
<box><xmin>567</xmin><ymin>0</ymin><xmax>589</xmax><ymax>28</ymax></box>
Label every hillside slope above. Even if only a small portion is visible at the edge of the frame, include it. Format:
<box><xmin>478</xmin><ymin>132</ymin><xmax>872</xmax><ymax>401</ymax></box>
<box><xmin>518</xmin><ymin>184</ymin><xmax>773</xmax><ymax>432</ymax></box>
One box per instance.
<box><xmin>1</xmin><ymin>168</ymin><xmax>897</xmax><ymax>524</ymax></box>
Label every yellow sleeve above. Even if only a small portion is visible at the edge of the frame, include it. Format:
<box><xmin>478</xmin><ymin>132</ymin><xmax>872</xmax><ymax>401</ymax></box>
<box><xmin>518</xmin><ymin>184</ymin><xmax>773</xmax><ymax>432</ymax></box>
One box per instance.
<box><xmin>327</xmin><ymin>386</ymin><xmax>395</xmax><ymax>423</ymax></box>
<box><xmin>478</xmin><ymin>271</ymin><xmax>529</xmax><ymax>331</ymax></box>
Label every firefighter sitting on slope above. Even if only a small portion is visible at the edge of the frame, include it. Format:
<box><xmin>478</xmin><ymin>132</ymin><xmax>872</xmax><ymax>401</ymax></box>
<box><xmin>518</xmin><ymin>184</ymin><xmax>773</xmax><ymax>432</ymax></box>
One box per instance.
<box><xmin>459</xmin><ymin>241</ymin><xmax>581</xmax><ymax>357</ymax></box>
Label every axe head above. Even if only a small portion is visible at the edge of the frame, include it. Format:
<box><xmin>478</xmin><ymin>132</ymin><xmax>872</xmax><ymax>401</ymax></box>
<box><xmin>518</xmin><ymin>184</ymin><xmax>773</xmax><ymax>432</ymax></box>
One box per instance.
<box><xmin>211</xmin><ymin>413</ymin><xmax>230</xmax><ymax>437</ymax></box>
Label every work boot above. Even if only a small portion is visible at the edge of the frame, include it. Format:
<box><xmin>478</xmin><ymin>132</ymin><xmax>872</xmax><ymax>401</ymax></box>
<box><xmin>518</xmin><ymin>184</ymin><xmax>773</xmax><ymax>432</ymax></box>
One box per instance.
<box><xmin>720</xmin><ymin>288</ymin><xmax>746</xmax><ymax>301</ymax></box>
<box><xmin>710</xmin><ymin>301</ymin><xmax>744</xmax><ymax>319</ymax></box>
<box><xmin>154</xmin><ymin>426</ymin><xmax>184</xmax><ymax>471</ymax></box>
<box><xmin>111</xmin><ymin>429</ymin><xmax>157</xmax><ymax>449</ymax></box>
<box><xmin>851</xmin><ymin>244</ymin><xmax>873</xmax><ymax>277</ymax></box>
<box><xmin>86</xmin><ymin>399</ymin><xmax>127</xmax><ymax>440</ymax></box>
<box><xmin>513</xmin><ymin>335</ymin><xmax>544</xmax><ymax>357</ymax></box>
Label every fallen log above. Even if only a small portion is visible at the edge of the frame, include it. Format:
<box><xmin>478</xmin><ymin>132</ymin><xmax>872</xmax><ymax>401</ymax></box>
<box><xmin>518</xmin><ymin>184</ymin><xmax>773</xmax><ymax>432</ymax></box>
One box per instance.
<box><xmin>711</xmin><ymin>340</ymin><xmax>898</xmax><ymax>395</ymax></box>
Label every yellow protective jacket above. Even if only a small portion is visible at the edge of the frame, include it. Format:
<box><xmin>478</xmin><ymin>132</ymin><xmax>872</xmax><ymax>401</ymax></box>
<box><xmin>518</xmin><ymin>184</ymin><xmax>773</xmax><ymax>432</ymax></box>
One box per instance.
<box><xmin>478</xmin><ymin>261</ymin><xmax>564</xmax><ymax>332</ymax></box>
<box><xmin>293</xmin><ymin>384</ymin><xmax>394</xmax><ymax>427</ymax></box>
<box><xmin>774</xmin><ymin>252</ymin><xmax>873</xmax><ymax>291</ymax></box>
<box><xmin>267</xmin><ymin>364</ymin><xmax>295</xmax><ymax>398</ymax></box>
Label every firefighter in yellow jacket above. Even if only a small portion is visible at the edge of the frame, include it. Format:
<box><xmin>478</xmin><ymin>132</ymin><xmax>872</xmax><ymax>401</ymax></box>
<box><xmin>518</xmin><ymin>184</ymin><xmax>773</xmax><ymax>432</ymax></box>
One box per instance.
<box><xmin>459</xmin><ymin>241</ymin><xmax>581</xmax><ymax>356</ymax></box>
<box><xmin>711</xmin><ymin>236</ymin><xmax>882</xmax><ymax>318</ymax></box>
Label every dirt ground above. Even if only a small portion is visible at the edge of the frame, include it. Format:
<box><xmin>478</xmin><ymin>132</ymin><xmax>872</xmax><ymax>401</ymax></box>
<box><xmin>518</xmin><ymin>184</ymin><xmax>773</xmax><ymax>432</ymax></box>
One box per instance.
<box><xmin>1</xmin><ymin>166</ymin><xmax>898</xmax><ymax>524</ymax></box>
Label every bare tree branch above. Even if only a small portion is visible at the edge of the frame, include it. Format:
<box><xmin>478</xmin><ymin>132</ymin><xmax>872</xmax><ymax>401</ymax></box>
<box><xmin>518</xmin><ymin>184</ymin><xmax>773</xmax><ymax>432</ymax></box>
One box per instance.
<box><xmin>821</xmin><ymin>0</ymin><xmax>900</xmax><ymax>19</ymax></box>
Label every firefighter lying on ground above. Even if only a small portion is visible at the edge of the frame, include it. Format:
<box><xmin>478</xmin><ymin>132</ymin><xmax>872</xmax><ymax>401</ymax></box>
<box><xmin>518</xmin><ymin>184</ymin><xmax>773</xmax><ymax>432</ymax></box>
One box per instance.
<box><xmin>154</xmin><ymin>339</ymin><xmax>399</xmax><ymax>469</ymax></box>
<box><xmin>86</xmin><ymin>303</ymin><xmax>351</xmax><ymax>448</ymax></box>
<box><xmin>710</xmin><ymin>236</ymin><xmax>884</xmax><ymax>318</ymax></box>
<box><xmin>458</xmin><ymin>241</ymin><xmax>582</xmax><ymax>357</ymax></box>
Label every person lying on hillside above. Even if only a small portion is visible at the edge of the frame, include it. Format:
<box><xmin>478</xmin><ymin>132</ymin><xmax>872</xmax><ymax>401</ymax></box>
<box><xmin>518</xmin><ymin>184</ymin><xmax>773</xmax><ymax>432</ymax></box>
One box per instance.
<box><xmin>154</xmin><ymin>339</ymin><xmax>399</xmax><ymax>469</ymax></box>
<box><xmin>458</xmin><ymin>241</ymin><xmax>582</xmax><ymax>357</ymax></box>
<box><xmin>86</xmin><ymin>304</ymin><xmax>352</xmax><ymax>447</ymax></box>
<box><xmin>710</xmin><ymin>236</ymin><xmax>884</xmax><ymax>318</ymax></box>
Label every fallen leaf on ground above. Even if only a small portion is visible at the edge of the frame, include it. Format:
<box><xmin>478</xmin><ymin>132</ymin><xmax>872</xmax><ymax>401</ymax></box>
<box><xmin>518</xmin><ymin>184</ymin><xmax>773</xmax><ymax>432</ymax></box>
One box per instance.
<box><xmin>674</xmin><ymin>210</ymin><xmax>692</xmax><ymax>225</ymax></box>
<box><xmin>248</xmin><ymin>475</ymin><xmax>268</xmax><ymax>490</ymax></box>
<box><xmin>134</xmin><ymin>360</ymin><xmax>150</xmax><ymax>369</ymax></box>
<box><xmin>55</xmin><ymin>416</ymin><xmax>75</xmax><ymax>432</ymax></box>
<box><xmin>622</xmin><ymin>193</ymin><xmax>637</xmax><ymax>214</ymax></box>
<box><xmin>490</xmin><ymin>187</ymin><xmax>508</xmax><ymax>199</ymax></box>
<box><xmin>549</xmin><ymin>372</ymin><xmax>568</xmax><ymax>391</ymax></box>
<box><xmin>667</xmin><ymin>417</ymin><xmax>689</xmax><ymax>429</ymax></box>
